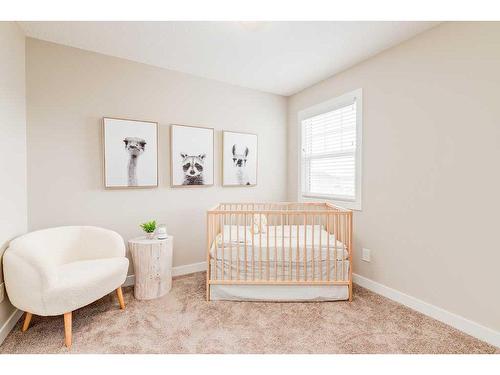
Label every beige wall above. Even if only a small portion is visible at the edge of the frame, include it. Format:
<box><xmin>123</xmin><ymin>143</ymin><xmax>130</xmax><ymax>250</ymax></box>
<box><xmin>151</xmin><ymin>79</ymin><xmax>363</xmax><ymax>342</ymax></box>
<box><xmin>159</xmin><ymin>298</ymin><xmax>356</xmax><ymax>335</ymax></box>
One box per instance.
<box><xmin>0</xmin><ymin>23</ymin><xmax>27</xmax><ymax>332</ymax></box>
<box><xmin>26</xmin><ymin>38</ymin><xmax>287</xmax><ymax>271</ymax></box>
<box><xmin>287</xmin><ymin>22</ymin><xmax>500</xmax><ymax>331</ymax></box>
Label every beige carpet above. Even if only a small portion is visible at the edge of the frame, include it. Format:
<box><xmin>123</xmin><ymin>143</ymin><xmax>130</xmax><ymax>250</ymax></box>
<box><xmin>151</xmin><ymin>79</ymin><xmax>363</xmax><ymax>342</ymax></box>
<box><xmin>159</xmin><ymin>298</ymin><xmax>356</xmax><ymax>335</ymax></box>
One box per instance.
<box><xmin>0</xmin><ymin>272</ymin><xmax>497</xmax><ymax>354</ymax></box>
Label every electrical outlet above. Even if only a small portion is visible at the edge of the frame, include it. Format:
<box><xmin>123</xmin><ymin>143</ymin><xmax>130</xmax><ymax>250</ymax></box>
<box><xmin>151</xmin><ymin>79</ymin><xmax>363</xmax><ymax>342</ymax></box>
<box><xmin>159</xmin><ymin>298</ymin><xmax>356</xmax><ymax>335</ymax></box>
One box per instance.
<box><xmin>362</xmin><ymin>248</ymin><xmax>371</xmax><ymax>262</ymax></box>
<box><xmin>0</xmin><ymin>282</ymin><xmax>4</xmax><ymax>304</ymax></box>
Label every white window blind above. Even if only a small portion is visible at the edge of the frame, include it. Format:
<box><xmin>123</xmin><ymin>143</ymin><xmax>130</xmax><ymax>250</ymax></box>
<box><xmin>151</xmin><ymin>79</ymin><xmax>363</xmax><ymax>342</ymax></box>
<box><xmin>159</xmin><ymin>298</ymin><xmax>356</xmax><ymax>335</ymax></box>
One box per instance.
<box><xmin>300</xmin><ymin>90</ymin><xmax>361</xmax><ymax>208</ymax></box>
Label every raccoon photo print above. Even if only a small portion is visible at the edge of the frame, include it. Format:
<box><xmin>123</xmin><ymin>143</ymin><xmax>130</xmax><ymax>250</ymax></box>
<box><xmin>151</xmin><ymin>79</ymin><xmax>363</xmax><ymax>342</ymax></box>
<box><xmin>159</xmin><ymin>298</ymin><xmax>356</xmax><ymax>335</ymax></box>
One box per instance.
<box><xmin>170</xmin><ymin>124</ymin><xmax>214</xmax><ymax>186</ymax></box>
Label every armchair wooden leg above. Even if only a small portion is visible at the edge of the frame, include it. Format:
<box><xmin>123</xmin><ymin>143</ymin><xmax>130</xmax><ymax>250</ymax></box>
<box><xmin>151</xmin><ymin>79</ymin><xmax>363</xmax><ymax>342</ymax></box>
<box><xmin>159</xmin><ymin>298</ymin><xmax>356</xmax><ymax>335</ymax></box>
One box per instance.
<box><xmin>63</xmin><ymin>312</ymin><xmax>72</xmax><ymax>348</ymax></box>
<box><xmin>21</xmin><ymin>312</ymin><xmax>32</xmax><ymax>332</ymax></box>
<box><xmin>116</xmin><ymin>287</ymin><xmax>125</xmax><ymax>309</ymax></box>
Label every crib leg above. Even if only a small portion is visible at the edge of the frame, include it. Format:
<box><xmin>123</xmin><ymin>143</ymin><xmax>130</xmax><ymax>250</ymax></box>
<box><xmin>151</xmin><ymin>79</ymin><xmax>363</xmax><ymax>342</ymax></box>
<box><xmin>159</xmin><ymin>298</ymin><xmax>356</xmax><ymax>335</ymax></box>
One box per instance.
<box><xmin>348</xmin><ymin>282</ymin><xmax>353</xmax><ymax>302</ymax></box>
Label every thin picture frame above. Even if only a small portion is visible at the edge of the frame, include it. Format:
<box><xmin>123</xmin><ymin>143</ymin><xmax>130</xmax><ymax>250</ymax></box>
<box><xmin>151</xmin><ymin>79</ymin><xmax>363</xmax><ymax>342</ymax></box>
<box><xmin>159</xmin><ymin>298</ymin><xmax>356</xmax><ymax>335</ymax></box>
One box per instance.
<box><xmin>102</xmin><ymin>116</ymin><xmax>159</xmax><ymax>189</ymax></box>
<box><xmin>170</xmin><ymin>124</ymin><xmax>215</xmax><ymax>188</ymax></box>
<box><xmin>222</xmin><ymin>130</ymin><xmax>258</xmax><ymax>187</ymax></box>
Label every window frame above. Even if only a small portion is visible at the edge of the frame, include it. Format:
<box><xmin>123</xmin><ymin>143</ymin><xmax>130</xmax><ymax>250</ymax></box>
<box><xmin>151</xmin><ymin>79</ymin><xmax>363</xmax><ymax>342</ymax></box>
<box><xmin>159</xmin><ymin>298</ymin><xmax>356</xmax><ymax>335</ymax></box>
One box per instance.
<box><xmin>298</xmin><ymin>88</ymin><xmax>363</xmax><ymax>211</ymax></box>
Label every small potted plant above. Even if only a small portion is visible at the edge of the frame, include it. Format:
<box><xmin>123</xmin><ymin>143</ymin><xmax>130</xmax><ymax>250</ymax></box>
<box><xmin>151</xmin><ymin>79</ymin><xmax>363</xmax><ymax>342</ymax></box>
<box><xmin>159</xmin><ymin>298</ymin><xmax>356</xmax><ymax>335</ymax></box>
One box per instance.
<box><xmin>140</xmin><ymin>220</ymin><xmax>157</xmax><ymax>240</ymax></box>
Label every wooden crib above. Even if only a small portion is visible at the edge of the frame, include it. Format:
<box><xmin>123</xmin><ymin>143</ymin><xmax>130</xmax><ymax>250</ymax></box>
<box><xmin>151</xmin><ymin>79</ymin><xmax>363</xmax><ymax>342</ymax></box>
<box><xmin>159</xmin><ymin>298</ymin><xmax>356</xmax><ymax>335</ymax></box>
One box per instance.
<box><xmin>206</xmin><ymin>202</ymin><xmax>353</xmax><ymax>302</ymax></box>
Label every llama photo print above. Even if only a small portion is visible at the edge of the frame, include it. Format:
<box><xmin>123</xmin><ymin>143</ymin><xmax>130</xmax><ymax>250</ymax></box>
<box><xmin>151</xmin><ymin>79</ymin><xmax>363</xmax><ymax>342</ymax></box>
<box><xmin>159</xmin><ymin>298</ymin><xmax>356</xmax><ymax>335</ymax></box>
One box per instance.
<box><xmin>103</xmin><ymin>117</ymin><xmax>158</xmax><ymax>188</ymax></box>
<box><xmin>170</xmin><ymin>124</ymin><xmax>214</xmax><ymax>187</ymax></box>
<box><xmin>222</xmin><ymin>131</ymin><xmax>257</xmax><ymax>186</ymax></box>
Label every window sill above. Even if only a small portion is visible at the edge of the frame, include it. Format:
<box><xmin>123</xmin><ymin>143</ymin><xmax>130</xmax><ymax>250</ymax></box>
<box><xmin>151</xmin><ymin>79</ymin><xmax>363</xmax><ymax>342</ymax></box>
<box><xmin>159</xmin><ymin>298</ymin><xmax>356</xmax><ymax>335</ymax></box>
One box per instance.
<box><xmin>300</xmin><ymin>194</ymin><xmax>362</xmax><ymax>211</ymax></box>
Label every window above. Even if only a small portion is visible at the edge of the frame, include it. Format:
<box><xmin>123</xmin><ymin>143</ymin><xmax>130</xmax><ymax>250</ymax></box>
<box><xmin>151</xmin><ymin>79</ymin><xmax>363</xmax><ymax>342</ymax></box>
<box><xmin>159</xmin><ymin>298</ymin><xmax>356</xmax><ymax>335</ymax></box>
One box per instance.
<box><xmin>299</xmin><ymin>89</ymin><xmax>362</xmax><ymax>210</ymax></box>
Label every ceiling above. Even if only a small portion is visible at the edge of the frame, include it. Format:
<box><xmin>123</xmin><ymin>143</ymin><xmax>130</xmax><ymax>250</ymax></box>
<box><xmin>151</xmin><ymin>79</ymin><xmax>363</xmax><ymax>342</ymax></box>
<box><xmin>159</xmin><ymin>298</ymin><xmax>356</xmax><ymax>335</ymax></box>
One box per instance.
<box><xmin>19</xmin><ymin>21</ymin><xmax>440</xmax><ymax>96</ymax></box>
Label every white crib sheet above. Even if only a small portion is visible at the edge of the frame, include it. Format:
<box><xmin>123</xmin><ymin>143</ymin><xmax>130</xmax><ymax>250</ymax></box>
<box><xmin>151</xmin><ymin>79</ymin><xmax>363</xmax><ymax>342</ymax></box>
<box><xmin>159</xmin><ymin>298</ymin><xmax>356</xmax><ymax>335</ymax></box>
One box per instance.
<box><xmin>210</xmin><ymin>284</ymin><xmax>349</xmax><ymax>301</ymax></box>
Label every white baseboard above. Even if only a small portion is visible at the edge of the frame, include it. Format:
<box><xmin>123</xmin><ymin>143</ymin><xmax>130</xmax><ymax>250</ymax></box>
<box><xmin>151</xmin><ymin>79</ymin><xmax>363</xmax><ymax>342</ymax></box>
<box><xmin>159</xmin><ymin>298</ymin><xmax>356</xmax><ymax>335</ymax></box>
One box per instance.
<box><xmin>0</xmin><ymin>308</ymin><xmax>23</xmax><ymax>345</ymax></box>
<box><xmin>123</xmin><ymin>261</ymin><xmax>207</xmax><ymax>287</ymax></box>
<box><xmin>353</xmin><ymin>273</ymin><xmax>500</xmax><ymax>348</ymax></box>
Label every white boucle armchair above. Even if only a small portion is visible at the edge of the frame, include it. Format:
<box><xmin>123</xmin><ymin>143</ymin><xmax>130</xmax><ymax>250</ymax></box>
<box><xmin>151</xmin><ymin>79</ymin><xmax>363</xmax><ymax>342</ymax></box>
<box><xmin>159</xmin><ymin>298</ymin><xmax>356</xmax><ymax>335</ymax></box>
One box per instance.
<box><xmin>3</xmin><ymin>226</ymin><xmax>129</xmax><ymax>348</ymax></box>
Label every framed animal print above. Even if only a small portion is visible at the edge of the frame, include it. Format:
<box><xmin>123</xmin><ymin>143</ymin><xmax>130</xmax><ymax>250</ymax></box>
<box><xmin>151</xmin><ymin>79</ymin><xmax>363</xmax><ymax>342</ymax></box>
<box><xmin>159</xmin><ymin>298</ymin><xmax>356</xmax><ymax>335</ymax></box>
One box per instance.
<box><xmin>170</xmin><ymin>124</ymin><xmax>214</xmax><ymax>187</ymax></box>
<box><xmin>103</xmin><ymin>117</ymin><xmax>158</xmax><ymax>188</ymax></box>
<box><xmin>222</xmin><ymin>131</ymin><xmax>257</xmax><ymax>186</ymax></box>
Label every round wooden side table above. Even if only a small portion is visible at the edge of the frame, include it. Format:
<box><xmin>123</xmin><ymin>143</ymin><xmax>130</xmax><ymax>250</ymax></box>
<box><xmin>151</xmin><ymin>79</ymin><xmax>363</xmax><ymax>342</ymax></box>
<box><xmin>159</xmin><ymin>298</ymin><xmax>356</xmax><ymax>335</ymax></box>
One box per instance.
<box><xmin>128</xmin><ymin>236</ymin><xmax>173</xmax><ymax>300</ymax></box>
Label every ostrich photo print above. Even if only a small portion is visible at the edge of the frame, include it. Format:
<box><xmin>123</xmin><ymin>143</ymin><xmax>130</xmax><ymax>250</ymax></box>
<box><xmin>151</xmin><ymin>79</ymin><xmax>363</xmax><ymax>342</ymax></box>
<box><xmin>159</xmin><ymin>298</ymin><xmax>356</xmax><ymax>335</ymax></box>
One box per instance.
<box><xmin>222</xmin><ymin>131</ymin><xmax>257</xmax><ymax>186</ymax></box>
<box><xmin>103</xmin><ymin>117</ymin><xmax>158</xmax><ymax>188</ymax></box>
<box><xmin>170</xmin><ymin>124</ymin><xmax>214</xmax><ymax>187</ymax></box>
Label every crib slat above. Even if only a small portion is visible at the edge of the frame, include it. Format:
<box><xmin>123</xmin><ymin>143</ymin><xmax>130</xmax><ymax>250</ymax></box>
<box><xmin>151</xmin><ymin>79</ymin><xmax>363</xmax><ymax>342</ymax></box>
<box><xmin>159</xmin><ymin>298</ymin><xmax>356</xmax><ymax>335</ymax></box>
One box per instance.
<box><xmin>342</xmin><ymin>214</ymin><xmax>346</xmax><ymax>281</ymax></box>
<box><xmin>236</xmin><ymin>213</ymin><xmax>240</xmax><ymax>281</ymax></box>
<box><xmin>303</xmin><ymin>214</ymin><xmax>307</xmax><ymax>281</ymax></box>
<box><xmin>259</xmin><ymin>213</ymin><xmax>262</xmax><ymax>280</ymax></box>
<box><xmin>213</xmin><ymin>213</ymin><xmax>216</xmax><ymax>281</ymax></box>
<box><xmin>252</xmin><ymin>213</ymin><xmax>255</xmax><ymax>281</ymax></box>
<box><xmin>340</xmin><ymin>215</ymin><xmax>344</xmax><ymax>279</ymax></box>
<box><xmin>267</xmin><ymin>214</ymin><xmax>270</xmax><ymax>280</ymax></box>
<box><xmin>214</xmin><ymin>213</ymin><xmax>217</xmax><ymax>281</ymax></box>
<box><xmin>221</xmin><ymin>213</ymin><xmax>225</xmax><ymax>281</ymax></box>
<box><xmin>319</xmin><ymin>214</ymin><xmax>323</xmax><ymax>281</ymax></box>
<box><xmin>296</xmin><ymin>220</ymin><xmax>299</xmax><ymax>281</ymax></box>
<box><xmin>326</xmin><ymin>213</ymin><xmax>331</xmax><ymax>281</ymax></box>
<box><xmin>281</xmin><ymin>213</ymin><xmax>285</xmax><ymax>281</ymax></box>
<box><xmin>340</xmin><ymin>214</ymin><xmax>343</xmax><ymax>281</ymax></box>
<box><xmin>210</xmin><ymin>214</ymin><xmax>215</xmax><ymax>281</ymax></box>
<box><xmin>289</xmin><ymin>220</ymin><xmax>292</xmax><ymax>281</ymax></box>
<box><xmin>245</xmin><ymin>212</ymin><xmax>248</xmax><ymax>281</ymax></box>
<box><xmin>274</xmin><ymin>214</ymin><xmax>277</xmax><ymax>280</ymax></box>
<box><xmin>312</xmin><ymin>214</ymin><xmax>315</xmax><ymax>281</ymax></box>
<box><xmin>229</xmin><ymin>212</ymin><xmax>233</xmax><ymax>280</ymax></box>
<box><xmin>334</xmin><ymin>214</ymin><xmax>338</xmax><ymax>281</ymax></box>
